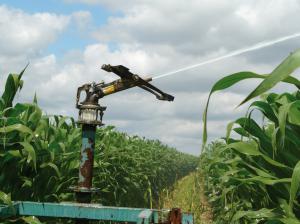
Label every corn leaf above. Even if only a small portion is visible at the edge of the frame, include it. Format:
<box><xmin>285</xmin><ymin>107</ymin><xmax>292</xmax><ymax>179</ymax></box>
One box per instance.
<box><xmin>0</xmin><ymin>64</ymin><xmax>28</xmax><ymax>111</ymax></box>
<box><xmin>289</xmin><ymin>160</ymin><xmax>300</xmax><ymax>210</ymax></box>
<box><xmin>22</xmin><ymin>216</ymin><xmax>42</xmax><ymax>224</ymax></box>
<box><xmin>202</xmin><ymin>70</ymin><xmax>300</xmax><ymax>148</ymax></box>
<box><xmin>239</xmin><ymin>49</ymin><xmax>300</xmax><ymax>105</ymax></box>
<box><xmin>20</xmin><ymin>142</ymin><xmax>37</xmax><ymax>171</ymax></box>
<box><xmin>0</xmin><ymin>124</ymin><xmax>33</xmax><ymax>135</ymax></box>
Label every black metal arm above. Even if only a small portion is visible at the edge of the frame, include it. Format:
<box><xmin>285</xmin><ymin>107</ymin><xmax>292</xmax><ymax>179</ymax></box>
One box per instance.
<box><xmin>76</xmin><ymin>64</ymin><xmax>174</xmax><ymax>109</ymax></box>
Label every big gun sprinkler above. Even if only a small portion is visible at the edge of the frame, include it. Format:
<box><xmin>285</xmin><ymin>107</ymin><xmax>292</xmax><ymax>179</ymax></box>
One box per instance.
<box><xmin>73</xmin><ymin>64</ymin><xmax>174</xmax><ymax>204</ymax></box>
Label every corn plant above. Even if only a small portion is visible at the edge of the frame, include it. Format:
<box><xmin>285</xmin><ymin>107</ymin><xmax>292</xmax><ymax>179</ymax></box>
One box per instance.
<box><xmin>201</xmin><ymin>49</ymin><xmax>300</xmax><ymax>223</ymax></box>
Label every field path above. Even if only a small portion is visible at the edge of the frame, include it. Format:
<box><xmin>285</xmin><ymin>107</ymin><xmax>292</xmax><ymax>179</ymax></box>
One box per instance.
<box><xmin>161</xmin><ymin>172</ymin><xmax>213</xmax><ymax>223</ymax></box>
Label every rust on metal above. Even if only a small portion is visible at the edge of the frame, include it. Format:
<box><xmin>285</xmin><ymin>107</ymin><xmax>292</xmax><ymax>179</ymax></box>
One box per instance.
<box><xmin>168</xmin><ymin>208</ymin><xmax>182</xmax><ymax>224</ymax></box>
<box><xmin>79</xmin><ymin>138</ymin><xmax>94</xmax><ymax>188</ymax></box>
<box><xmin>78</xmin><ymin>125</ymin><xmax>96</xmax><ymax>189</ymax></box>
<box><xmin>76</xmin><ymin>124</ymin><xmax>96</xmax><ymax>206</ymax></box>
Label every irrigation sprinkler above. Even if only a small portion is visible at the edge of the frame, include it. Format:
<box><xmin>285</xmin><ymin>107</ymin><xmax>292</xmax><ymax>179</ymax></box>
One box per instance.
<box><xmin>0</xmin><ymin>65</ymin><xmax>193</xmax><ymax>224</ymax></box>
<box><xmin>73</xmin><ymin>64</ymin><xmax>174</xmax><ymax>205</ymax></box>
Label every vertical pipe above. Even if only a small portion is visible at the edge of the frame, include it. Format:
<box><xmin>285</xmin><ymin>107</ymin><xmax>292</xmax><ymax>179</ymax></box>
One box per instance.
<box><xmin>79</xmin><ymin>124</ymin><xmax>96</xmax><ymax>189</ymax></box>
<box><xmin>75</xmin><ymin>124</ymin><xmax>96</xmax><ymax>224</ymax></box>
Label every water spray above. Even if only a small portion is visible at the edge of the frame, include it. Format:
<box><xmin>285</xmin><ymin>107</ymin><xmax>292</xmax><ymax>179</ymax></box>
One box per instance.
<box><xmin>152</xmin><ymin>32</ymin><xmax>300</xmax><ymax>80</ymax></box>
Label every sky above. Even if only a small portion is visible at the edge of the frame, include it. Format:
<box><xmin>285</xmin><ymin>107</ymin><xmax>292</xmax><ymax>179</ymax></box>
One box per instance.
<box><xmin>0</xmin><ymin>0</ymin><xmax>300</xmax><ymax>155</ymax></box>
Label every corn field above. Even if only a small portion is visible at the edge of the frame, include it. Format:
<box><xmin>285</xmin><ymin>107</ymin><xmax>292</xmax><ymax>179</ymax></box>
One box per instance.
<box><xmin>2</xmin><ymin>48</ymin><xmax>300</xmax><ymax>224</ymax></box>
<box><xmin>0</xmin><ymin>68</ymin><xmax>198</xmax><ymax>223</ymax></box>
<box><xmin>200</xmin><ymin>49</ymin><xmax>300</xmax><ymax>223</ymax></box>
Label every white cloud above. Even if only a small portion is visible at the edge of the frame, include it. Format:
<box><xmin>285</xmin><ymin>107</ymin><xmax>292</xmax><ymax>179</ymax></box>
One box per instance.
<box><xmin>72</xmin><ymin>11</ymin><xmax>92</xmax><ymax>30</ymax></box>
<box><xmin>0</xmin><ymin>5</ymin><xmax>70</xmax><ymax>56</ymax></box>
<box><xmin>89</xmin><ymin>0</ymin><xmax>300</xmax><ymax>59</ymax></box>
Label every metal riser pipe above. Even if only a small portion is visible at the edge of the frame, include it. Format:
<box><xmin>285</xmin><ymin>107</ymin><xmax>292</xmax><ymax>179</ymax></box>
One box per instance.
<box><xmin>75</xmin><ymin>124</ymin><xmax>96</xmax><ymax>224</ymax></box>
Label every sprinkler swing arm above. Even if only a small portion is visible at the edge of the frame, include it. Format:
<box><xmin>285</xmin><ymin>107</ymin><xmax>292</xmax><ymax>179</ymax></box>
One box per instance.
<box><xmin>76</xmin><ymin>64</ymin><xmax>174</xmax><ymax>105</ymax></box>
<box><xmin>75</xmin><ymin>64</ymin><xmax>174</xmax><ymax>126</ymax></box>
<box><xmin>0</xmin><ymin>65</ymin><xmax>193</xmax><ymax>224</ymax></box>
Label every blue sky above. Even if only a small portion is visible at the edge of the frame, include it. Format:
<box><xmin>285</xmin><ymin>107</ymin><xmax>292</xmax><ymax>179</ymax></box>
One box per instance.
<box><xmin>3</xmin><ymin>0</ymin><xmax>117</xmax><ymax>56</ymax></box>
<box><xmin>1</xmin><ymin>1</ymin><xmax>300</xmax><ymax>154</ymax></box>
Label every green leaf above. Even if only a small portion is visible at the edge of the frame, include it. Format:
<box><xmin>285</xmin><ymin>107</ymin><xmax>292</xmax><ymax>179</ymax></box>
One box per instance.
<box><xmin>22</xmin><ymin>216</ymin><xmax>42</xmax><ymax>224</ymax></box>
<box><xmin>202</xmin><ymin>72</ymin><xmax>300</xmax><ymax>149</ymax></box>
<box><xmin>227</xmin><ymin>141</ymin><xmax>261</xmax><ymax>156</ymax></box>
<box><xmin>271</xmin><ymin>127</ymin><xmax>279</xmax><ymax>157</ymax></box>
<box><xmin>40</xmin><ymin>162</ymin><xmax>61</xmax><ymax>177</ymax></box>
<box><xmin>20</xmin><ymin>142</ymin><xmax>36</xmax><ymax>171</ymax></box>
<box><xmin>227</xmin><ymin>142</ymin><xmax>287</xmax><ymax>168</ymax></box>
<box><xmin>235</xmin><ymin>117</ymin><xmax>272</xmax><ymax>153</ymax></box>
<box><xmin>0</xmin><ymin>64</ymin><xmax>28</xmax><ymax>111</ymax></box>
<box><xmin>202</xmin><ymin>51</ymin><xmax>300</xmax><ymax>149</ymax></box>
<box><xmin>21</xmin><ymin>177</ymin><xmax>33</xmax><ymax>188</ymax></box>
<box><xmin>232</xmin><ymin>208</ymin><xmax>278</xmax><ymax>221</ymax></box>
<box><xmin>0</xmin><ymin>191</ymin><xmax>15</xmax><ymax>216</ymax></box>
<box><xmin>278</xmin><ymin>102</ymin><xmax>292</xmax><ymax>141</ymax></box>
<box><xmin>202</xmin><ymin>72</ymin><xmax>265</xmax><ymax>148</ymax></box>
<box><xmin>7</xmin><ymin>150</ymin><xmax>22</xmax><ymax>158</ymax></box>
<box><xmin>279</xmin><ymin>218</ymin><xmax>300</xmax><ymax>224</ymax></box>
<box><xmin>239</xmin><ymin>49</ymin><xmax>300</xmax><ymax>105</ymax></box>
<box><xmin>250</xmin><ymin>101</ymin><xmax>278</xmax><ymax>123</ymax></box>
<box><xmin>289</xmin><ymin>160</ymin><xmax>300</xmax><ymax>210</ymax></box>
<box><xmin>28</xmin><ymin>106</ymin><xmax>42</xmax><ymax>129</ymax></box>
<box><xmin>0</xmin><ymin>191</ymin><xmax>12</xmax><ymax>205</ymax></box>
<box><xmin>238</xmin><ymin>176</ymin><xmax>291</xmax><ymax>185</ymax></box>
<box><xmin>246</xmin><ymin>164</ymin><xmax>276</xmax><ymax>179</ymax></box>
<box><xmin>225</xmin><ymin>121</ymin><xmax>234</xmax><ymax>143</ymax></box>
<box><xmin>33</xmin><ymin>92</ymin><xmax>38</xmax><ymax>104</ymax></box>
<box><xmin>0</xmin><ymin>124</ymin><xmax>33</xmax><ymax>135</ymax></box>
<box><xmin>277</xmin><ymin>101</ymin><xmax>300</xmax><ymax>147</ymax></box>
<box><xmin>288</xmin><ymin>101</ymin><xmax>300</xmax><ymax>125</ymax></box>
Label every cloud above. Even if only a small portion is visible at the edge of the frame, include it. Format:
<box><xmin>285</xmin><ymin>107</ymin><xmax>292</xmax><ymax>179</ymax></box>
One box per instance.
<box><xmin>90</xmin><ymin>0</ymin><xmax>300</xmax><ymax>57</ymax></box>
<box><xmin>0</xmin><ymin>5</ymin><xmax>70</xmax><ymax>56</ymax></box>
<box><xmin>0</xmin><ymin>5</ymin><xmax>71</xmax><ymax>99</ymax></box>
<box><xmin>71</xmin><ymin>11</ymin><xmax>92</xmax><ymax>30</ymax></box>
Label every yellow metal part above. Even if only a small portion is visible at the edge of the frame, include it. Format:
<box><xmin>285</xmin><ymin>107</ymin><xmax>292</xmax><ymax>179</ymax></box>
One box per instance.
<box><xmin>103</xmin><ymin>85</ymin><xmax>116</xmax><ymax>95</ymax></box>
